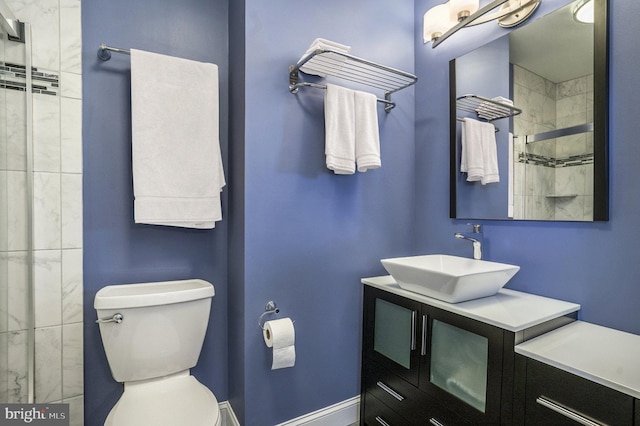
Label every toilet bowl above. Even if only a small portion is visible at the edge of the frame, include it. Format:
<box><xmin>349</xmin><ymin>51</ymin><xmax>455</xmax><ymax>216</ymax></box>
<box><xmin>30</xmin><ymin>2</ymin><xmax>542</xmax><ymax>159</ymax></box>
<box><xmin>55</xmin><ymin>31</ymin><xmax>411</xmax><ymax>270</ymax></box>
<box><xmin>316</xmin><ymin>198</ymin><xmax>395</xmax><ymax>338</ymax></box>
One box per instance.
<box><xmin>94</xmin><ymin>279</ymin><xmax>220</xmax><ymax>426</ymax></box>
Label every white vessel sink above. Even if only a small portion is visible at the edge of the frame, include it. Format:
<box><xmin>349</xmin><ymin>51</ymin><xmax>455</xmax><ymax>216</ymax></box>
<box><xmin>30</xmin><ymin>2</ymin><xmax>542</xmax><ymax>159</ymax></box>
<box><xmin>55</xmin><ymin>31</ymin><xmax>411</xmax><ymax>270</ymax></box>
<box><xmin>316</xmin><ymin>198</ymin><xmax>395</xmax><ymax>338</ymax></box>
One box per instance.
<box><xmin>381</xmin><ymin>254</ymin><xmax>520</xmax><ymax>303</ymax></box>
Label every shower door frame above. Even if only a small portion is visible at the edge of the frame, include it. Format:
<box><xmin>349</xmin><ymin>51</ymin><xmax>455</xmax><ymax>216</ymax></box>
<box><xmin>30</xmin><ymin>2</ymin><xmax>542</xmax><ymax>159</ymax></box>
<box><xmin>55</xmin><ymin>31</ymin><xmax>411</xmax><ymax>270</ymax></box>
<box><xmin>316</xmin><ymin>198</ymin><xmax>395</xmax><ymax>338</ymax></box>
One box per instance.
<box><xmin>1</xmin><ymin>1</ymin><xmax>34</xmax><ymax>404</ymax></box>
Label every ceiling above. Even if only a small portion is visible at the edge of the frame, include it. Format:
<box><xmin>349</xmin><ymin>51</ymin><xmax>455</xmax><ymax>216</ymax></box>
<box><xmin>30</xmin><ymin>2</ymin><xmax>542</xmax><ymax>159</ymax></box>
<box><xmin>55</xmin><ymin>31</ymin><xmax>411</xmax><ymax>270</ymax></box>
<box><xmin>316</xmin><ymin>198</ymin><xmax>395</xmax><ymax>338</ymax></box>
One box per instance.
<box><xmin>509</xmin><ymin>1</ymin><xmax>594</xmax><ymax>83</ymax></box>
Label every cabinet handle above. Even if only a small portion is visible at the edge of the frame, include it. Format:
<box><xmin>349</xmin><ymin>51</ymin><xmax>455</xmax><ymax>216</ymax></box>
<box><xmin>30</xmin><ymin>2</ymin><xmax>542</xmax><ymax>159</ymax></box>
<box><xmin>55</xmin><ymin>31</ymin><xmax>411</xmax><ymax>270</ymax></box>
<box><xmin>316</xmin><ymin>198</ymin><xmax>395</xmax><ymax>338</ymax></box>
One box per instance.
<box><xmin>411</xmin><ymin>310</ymin><xmax>417</xmax><ymax>350</ymax></box>
<box><xmin>376</xmin><ymin>381</ymin><xmax>405</xmax><ymax>401</ymax></box>
<box><xmin>429</xmin><ymin>418</ymin><xmax>445</xmax><ymax>426</ymax></box>
<box><xmin>536</xmin><ymin>396</ymin><xmax>603</xmax><ymax>426</ymax></box>
<box><xmin>421</xmin><ymin>314</ymin><xmax>428</xmax><ymax>356</ymax></box>
<box><xmin>375</xmin><ymin>415</ymin><xmax>391</xmax><ymax>426</ymax></box>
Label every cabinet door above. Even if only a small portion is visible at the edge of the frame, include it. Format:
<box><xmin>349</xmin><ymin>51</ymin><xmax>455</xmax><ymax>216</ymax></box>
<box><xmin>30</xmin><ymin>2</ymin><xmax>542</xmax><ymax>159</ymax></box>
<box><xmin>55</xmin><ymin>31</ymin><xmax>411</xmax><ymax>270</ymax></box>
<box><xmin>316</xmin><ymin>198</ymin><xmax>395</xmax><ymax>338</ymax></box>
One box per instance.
<box><xmin>420</xmin><ymin>305</ymin><xmax>504</xmax><ymax>424</ymax></box>
<box><xmin>363</xmin><ymin>286</ymin><xmax>422</xmax><ymax>386</ymax></box>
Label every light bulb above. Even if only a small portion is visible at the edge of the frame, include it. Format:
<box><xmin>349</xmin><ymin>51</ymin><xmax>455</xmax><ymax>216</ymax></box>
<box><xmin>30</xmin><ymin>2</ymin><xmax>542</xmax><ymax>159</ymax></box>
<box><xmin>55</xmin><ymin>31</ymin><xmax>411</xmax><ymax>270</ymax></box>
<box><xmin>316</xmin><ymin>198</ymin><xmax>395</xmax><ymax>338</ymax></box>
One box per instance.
<box><xmin>424</xmin><ymin>3</ymin><xmax>454</xmax><ymax>43</ymax></box>
<box><xmin>573</xmin><ymin>0</ymin><xmax>594</xmax><ymax>24</ymax></box>
<box><xmin>450</xmin><ymin>0</ymin><xmax>480</xmax><ymax>22</ymax></box>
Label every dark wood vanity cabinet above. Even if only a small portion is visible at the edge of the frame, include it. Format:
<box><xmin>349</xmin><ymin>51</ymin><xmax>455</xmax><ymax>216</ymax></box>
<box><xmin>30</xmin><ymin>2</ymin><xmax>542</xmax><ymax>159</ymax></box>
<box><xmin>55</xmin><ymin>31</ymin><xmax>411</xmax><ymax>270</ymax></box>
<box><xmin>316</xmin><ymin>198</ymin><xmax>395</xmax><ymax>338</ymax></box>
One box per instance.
<box><xmin>361</xmin><ymin>286</ymin><xmax>515</xmax><ymax>425</ymax></box>
<box><xmin>514</xmin><ymin>355</ymin><xmax>636</xmax><ymax>425</ymax></box>
<box><xmin>361</xmin><ymin>280</ymin><xmax>640</xmax><ymax>425</ymax></box>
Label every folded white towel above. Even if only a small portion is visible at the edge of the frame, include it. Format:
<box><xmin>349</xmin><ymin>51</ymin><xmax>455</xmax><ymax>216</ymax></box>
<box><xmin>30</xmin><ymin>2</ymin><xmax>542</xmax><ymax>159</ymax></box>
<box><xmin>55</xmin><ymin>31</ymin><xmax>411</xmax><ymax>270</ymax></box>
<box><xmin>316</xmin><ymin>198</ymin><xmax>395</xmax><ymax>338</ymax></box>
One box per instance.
<box><xmin>461</xmin><ymin>118</ymin><xmax>483</xmax><ymax>182</ymax></box>
<box><xmin>461</xmin><ymin>118</ymin><xmax>499</xmax><ymax>185</ymax></box>
<box><xmin>324</xmin><ymin>84</ymin><xmax>382</xmax><ymax>174</ymax></box>
<box><xmin>476</xmin><ymin>96</ymin><xmax>514</xmax><ymax>121</ymax></box>
<box><xmin>305</xmin><ymin>38</ymin><xmax>351</xmax><ymax>54</ymax></box>
<box><xmin>131</xmin><ymin>49</ymin><xmax>225</xmax><ymax>228</ymax></box>
<box><xmin>354</xmin><ymin>90</ymin><xmax>381</xmax><ymax>172</ymax></box>
<box><xmin>481</xmin><ymin>127</ymin><xmax>500</xmax><ymax>185</ymax></box>
<box><xmin>325</xmin><ymin>84</ymin><xmax>356</xmax><ymax>174</ymax></box>
<box><xmin>300</xmin><ymin>38</ymin><xmax>351</xmax><ymax>77</ymax></box>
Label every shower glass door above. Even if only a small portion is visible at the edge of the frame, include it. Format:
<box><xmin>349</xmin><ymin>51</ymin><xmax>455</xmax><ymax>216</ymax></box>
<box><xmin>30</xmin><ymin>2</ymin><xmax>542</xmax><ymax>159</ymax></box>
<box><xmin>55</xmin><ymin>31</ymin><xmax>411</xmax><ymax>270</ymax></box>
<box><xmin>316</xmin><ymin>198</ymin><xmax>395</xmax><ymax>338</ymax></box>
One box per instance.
<box><xmin>1</xmin><ymin>20</ymin><xmax>33</xmax><ymax>404</ymax></box>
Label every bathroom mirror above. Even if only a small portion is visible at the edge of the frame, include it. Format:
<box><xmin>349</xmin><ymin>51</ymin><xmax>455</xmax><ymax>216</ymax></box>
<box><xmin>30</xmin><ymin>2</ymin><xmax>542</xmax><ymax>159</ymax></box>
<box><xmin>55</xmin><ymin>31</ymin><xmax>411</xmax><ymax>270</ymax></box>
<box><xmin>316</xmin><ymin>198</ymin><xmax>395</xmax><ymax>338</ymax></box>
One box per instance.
<box><xmin>450</xmin><ymin>0</ymin><xmax>608</xmax><ymax>221</ymax></box>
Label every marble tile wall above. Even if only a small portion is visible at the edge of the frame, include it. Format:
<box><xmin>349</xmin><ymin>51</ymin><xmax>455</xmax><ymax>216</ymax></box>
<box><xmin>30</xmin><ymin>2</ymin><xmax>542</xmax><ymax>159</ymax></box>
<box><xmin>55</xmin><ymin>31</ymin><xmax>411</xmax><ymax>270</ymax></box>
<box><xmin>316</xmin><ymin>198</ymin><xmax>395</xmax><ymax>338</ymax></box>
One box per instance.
<box><xmin>0</xmin><ymin>1</ymin><xmax>83</xmax><ymax>424</ymax></box>
<box><xmin>513</xmin><ymin>65</ymin><xmax>593</xmax><ymax>221</ymax></box>
<box><xmin>513</xmin><ymin>65</ymin><xmax>556</xmax><ymax>220</ymax></box>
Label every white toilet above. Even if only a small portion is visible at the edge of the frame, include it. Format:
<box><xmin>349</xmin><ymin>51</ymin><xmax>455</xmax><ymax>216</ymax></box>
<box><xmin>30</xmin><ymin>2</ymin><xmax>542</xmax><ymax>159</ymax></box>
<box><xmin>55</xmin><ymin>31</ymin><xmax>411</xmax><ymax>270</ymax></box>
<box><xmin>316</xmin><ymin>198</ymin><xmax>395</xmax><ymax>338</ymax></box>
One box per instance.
<box><xmin>94</xmin><ymin>279</ymin><xmax>220</xmax><ymax>426</ymax></box>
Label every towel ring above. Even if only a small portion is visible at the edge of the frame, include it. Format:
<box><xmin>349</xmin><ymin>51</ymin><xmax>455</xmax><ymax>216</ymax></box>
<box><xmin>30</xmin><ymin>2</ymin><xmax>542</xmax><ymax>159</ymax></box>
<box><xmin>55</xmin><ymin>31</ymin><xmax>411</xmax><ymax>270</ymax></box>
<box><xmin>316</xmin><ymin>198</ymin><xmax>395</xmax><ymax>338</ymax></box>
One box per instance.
<box><xmin>258</xmin><ymin>301</ymin><xmax>280</xmax><ymax>330</ymax></box>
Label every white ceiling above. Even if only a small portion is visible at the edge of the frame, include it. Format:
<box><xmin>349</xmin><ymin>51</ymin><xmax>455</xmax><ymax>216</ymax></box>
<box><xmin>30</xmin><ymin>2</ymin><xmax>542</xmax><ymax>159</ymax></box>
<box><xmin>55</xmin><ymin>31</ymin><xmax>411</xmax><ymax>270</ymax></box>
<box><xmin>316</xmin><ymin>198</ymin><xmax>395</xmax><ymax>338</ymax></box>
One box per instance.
<box><xmin>509</xmin><ymin>1</ymin><xmax>594</xmax><ymax>83</ymax></box>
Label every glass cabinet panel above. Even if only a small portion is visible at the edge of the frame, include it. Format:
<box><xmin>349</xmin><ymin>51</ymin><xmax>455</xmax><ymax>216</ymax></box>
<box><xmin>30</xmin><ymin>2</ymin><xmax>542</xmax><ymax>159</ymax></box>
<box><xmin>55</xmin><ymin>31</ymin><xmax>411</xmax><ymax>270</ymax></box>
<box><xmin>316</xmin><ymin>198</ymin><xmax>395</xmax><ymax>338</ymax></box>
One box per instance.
<box><xmin>430</xmin><ymin>319</ymin><xmax>489</xmax><ymax>412</ymax></box>
<box><xmin>373</xmin><ymin>298</ymin><xmax>413</xmax><ymax>369</ymax></box>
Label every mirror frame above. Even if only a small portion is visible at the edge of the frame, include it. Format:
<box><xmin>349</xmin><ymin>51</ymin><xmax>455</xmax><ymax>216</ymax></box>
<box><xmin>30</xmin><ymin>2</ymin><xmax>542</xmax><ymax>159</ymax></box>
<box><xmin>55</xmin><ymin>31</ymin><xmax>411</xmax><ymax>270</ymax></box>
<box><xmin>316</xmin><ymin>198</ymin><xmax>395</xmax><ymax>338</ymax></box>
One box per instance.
<box><xmin>449</xmin><ymin>0</ymin><xmax>609</xmax><ymax>221</ymax></box>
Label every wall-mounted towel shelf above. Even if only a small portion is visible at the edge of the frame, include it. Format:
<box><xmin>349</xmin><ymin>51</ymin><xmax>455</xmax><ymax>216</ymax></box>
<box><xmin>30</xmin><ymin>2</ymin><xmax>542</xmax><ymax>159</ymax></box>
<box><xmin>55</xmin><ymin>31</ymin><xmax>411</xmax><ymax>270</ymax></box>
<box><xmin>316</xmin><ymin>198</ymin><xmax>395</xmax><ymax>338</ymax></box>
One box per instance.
<box><xmin>289</xmin><ymin>49</ymin><xmax>417</xmax><ymax>112</ymax></box>
<box><xmin>456</xmin><ymin>94</ymin><xmax>522</xmax><ymax>123</ymax></box>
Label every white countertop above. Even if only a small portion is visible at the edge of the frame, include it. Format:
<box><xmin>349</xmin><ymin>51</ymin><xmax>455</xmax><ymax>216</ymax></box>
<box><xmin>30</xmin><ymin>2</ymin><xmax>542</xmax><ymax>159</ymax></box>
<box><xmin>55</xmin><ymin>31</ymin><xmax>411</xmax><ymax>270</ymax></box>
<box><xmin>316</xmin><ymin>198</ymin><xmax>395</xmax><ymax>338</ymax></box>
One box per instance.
<box><xmin>515</xmin><ymin>321</ymin><xmax>640</xmax><ymax>399</ymax></box>
<box><xmin>362</xmin><ymin>275</ymin><xmax>580</xmax><ymax>332</ymax></box>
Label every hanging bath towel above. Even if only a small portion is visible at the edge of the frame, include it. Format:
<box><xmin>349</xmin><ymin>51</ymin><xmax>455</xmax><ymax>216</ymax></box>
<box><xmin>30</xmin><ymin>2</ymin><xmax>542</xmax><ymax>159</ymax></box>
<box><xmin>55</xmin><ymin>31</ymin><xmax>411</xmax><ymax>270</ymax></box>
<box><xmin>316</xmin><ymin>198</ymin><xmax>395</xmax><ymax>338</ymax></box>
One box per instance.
<box><xmin>131</xmin><ymin>49</ymin><xmax>225</xmax><ymax>229</ymax></box>
<box><xmin>460</xmin><ymin>117</ymin><xmax>499</xmax><ymax>185</ymax></box>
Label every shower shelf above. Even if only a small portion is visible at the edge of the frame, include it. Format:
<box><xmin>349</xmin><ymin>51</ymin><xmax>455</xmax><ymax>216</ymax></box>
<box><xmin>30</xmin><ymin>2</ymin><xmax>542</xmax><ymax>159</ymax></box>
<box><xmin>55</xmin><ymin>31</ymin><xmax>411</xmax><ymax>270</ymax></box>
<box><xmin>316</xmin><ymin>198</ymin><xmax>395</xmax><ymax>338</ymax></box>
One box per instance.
<box><xmin>456</xmin><ymin>94</ymin><xmax>522</xmax><ymax>122</ymax></box>
<box><xmin>289</xmin><ymin>49</ymin><xmax>417</xmax><ymax>112</ymax></box>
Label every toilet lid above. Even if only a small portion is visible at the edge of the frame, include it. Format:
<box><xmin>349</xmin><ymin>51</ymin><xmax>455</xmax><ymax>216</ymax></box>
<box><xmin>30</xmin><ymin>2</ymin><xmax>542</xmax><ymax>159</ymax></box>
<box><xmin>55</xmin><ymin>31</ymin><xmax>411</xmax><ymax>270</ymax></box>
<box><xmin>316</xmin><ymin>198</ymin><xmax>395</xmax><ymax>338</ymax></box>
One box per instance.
<box><xmin>106</xmin><ymin>374</ymin><xmax>220</xmax><ymax>426</ymax></box>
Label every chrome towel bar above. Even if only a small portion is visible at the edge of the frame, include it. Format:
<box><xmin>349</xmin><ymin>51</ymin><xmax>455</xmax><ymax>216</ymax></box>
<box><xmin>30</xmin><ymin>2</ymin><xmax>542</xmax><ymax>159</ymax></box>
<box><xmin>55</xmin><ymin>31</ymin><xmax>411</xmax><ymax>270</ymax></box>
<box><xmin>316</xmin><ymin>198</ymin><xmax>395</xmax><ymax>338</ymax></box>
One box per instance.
<box><xmin>97</xmin><ymin>43</ymin><xmax>130</xmax><ymax>61</ymax></box>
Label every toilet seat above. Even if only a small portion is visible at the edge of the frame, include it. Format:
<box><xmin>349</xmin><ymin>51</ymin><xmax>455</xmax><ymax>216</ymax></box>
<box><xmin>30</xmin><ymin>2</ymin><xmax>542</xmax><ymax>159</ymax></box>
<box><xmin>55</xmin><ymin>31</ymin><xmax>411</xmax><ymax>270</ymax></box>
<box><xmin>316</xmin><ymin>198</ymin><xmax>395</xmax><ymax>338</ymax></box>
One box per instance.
<box><xmin>105</xmin><ymin>371</ymin><xmax>221</xmax><ymax>426</ymax></box>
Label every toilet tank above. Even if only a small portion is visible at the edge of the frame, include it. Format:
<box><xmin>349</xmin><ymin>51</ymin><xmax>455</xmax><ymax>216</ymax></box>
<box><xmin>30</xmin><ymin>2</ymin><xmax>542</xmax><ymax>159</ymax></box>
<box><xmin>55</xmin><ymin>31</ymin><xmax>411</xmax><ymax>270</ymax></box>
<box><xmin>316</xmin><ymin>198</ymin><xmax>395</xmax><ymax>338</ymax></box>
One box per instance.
<box><xmin>94</xmin><ymin>279</ymin><xmax>215</xmax><ymax>383</ymax></box>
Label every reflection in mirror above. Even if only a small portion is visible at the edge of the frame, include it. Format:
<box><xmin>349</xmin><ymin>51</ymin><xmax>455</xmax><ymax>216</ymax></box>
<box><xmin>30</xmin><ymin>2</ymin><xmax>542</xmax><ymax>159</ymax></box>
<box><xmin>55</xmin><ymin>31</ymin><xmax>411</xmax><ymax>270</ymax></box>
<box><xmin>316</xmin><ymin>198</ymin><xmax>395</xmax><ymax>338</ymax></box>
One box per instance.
<box><xmin>450</xmin><ymin>0</ymin><xmax>608</xmax><ymax>221</ymax></box>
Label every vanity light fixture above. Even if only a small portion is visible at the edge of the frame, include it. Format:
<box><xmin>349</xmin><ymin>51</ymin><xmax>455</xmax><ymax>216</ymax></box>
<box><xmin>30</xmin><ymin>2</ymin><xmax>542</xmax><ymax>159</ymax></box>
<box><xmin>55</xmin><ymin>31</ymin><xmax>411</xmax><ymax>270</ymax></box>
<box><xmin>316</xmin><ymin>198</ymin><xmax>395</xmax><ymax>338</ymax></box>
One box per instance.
<box><xmin>424</xmin><ymin>3</ymin><xmax>456</xmax><ymax>43</ymax></box>
<box><xmin>424</xmin><ymin>0</ymin><xmax>541</xmax><ymax>48</ymax></box>
<box><xmin>572</xmin><ymin>0</ymin><xmax>594</xmax><ymax>24</ymax></box>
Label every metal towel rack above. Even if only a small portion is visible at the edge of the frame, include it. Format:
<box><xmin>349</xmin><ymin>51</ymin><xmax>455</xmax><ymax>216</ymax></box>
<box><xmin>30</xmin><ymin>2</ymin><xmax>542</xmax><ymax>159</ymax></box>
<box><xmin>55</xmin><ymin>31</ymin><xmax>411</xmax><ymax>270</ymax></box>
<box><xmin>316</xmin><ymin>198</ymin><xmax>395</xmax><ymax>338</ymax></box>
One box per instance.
<box><xmin>456</xmin><ymin>94</ymin><xmax>522</xmax><ymax>123</ymax></box>
<box><xmin>289</xmin><ymin>49</ymin><xmax>417</xmax><ymax>112</ymax></box>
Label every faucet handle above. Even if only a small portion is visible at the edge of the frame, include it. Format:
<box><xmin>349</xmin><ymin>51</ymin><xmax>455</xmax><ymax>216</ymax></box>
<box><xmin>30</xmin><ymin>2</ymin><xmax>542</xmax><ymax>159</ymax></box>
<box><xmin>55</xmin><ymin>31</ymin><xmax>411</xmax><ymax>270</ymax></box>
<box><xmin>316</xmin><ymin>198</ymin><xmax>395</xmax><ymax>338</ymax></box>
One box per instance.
<box><xmin>466</xmin><ymin>223</ymin><xmax>482</xmax><ymax>234</ymax></box>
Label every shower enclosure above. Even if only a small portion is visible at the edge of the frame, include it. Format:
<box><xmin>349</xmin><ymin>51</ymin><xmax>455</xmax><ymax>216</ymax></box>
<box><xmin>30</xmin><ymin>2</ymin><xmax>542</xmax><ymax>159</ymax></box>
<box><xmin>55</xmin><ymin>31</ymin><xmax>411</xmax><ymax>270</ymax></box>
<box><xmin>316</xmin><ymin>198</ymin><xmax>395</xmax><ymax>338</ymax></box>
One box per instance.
<box><xmin>1</xmin><ymin>3</ymin><xmax>33</xmax><ymax>404</ymax></box>
<box><xmin>1</xmin><ymin>1</ymin><xmax>84</xmax><ymax>420</ymax></box>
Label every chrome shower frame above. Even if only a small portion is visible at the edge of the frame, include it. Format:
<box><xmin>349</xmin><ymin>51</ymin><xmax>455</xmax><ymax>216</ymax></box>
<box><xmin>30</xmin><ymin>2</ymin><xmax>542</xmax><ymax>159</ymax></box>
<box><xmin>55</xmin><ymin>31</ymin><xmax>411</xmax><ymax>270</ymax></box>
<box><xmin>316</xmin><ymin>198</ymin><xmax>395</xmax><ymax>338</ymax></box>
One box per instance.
<box><xmin>1</xmin><ymin>0</ymin><xmax>33</xmax><ymax>403</ymax></box>
<box><xmin>0</xmin><ymin>0</ymin><xmax>22</xmax><ymax>41</ymax></box>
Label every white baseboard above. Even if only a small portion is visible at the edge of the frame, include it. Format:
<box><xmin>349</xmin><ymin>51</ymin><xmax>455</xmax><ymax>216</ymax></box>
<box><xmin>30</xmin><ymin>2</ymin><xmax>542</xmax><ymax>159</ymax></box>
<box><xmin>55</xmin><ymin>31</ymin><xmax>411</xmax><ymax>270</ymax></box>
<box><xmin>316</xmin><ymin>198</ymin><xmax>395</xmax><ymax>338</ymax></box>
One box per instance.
<box><xmin>219</xmin><ymin>401</ymin><xmax>241</xmax><ymax>426</ymax></box>
<box><xmin>275</xmin><ymin>396</ymin><xmax>360</xmax><ymax>426</ymax></box>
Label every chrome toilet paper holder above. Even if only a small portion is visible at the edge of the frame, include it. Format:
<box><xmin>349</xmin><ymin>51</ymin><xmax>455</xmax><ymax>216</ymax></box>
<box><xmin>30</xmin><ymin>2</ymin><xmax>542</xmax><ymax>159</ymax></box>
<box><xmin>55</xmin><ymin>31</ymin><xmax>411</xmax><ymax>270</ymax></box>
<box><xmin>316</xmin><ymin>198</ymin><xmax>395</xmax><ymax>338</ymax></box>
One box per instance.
<box><xmin>258</xmin><ymin>301</ymin><xmax>284</xmax><ymax>330</ymax></box>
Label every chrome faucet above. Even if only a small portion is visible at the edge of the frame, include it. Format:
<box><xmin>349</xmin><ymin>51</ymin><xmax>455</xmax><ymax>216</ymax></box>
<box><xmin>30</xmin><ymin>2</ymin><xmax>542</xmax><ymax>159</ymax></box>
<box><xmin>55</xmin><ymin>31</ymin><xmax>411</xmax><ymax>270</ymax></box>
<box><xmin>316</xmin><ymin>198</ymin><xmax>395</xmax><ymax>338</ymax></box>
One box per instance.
<box><xmin>455</xmin><ymin>224</ymin><xmax>483</xmax><ymax>260</ymax></box>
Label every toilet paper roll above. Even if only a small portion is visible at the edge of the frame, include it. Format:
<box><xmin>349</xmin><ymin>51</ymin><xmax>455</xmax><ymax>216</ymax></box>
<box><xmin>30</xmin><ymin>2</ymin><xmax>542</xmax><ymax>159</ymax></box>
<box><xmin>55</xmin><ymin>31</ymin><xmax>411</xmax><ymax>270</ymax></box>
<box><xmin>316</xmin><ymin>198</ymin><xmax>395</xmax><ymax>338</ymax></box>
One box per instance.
<box><xmin>263</xmin><ymin>318</ymin><xmax>295</xmax><ymax>369</ymax></box>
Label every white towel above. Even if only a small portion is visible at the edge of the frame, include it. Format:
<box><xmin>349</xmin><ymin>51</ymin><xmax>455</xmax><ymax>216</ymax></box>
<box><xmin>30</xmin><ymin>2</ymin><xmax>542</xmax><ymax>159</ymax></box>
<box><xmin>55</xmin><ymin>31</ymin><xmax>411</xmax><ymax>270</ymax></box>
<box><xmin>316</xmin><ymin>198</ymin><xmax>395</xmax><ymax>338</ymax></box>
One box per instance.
<box><xmin>476</xmin><ymin>96</ymin><xmax>514</xmax><ymax>121</ymax></box>
<box><xmin>304</xmin><ymin>38</ymin><xmax>351</xmax><ymax>54</ymax></box>
<box><xmin>461</xmin><ymin>118</ymin><xmax>499</xmax><ymax>185</ymax></box>
<box><xmin>299</xmin><ymin>38</ymin><xmax>351</xmax><ymax>77</ymax></box>
<box><xmin>324</xmin><ymin>84</ymin><xmax>382</xmax><ymax>174</ymax></box>
<box><xmin>324</xmin><ymin>84</ymin><xmax>356</xmax><ymax>174</ymax></box>
<box><xmin>354</xmin><ymin>90</ymin><xmax>381</xmax><ymax>172</ymax></box>
<box><xmin>130</xmin><ymin>49</ymin><xmax>225</xmax><ymax>229</ymax></box>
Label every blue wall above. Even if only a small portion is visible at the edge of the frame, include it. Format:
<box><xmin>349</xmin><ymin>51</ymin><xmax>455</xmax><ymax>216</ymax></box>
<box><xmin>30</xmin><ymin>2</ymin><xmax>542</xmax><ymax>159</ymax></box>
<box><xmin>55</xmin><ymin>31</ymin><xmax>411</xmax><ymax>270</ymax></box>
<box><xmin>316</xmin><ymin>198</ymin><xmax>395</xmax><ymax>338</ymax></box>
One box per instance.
<box><xmin>82</xmin><ymin>1</ymin><xmax>229</xmax><ymax>424</ymax></box>
<box><xmin>83</xmin><ymin>0</ymin><xmax>415</xmax><ymax>424</ymax></box>
<box><xmin>229</xmin><ymin>1</ymin><xmax>416</xmax><ymax>424</ymax></box>
<box><xmin>415</xmin><ymin>0</ymin><xmax>640</xmax><ymax>335</ymax></box>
